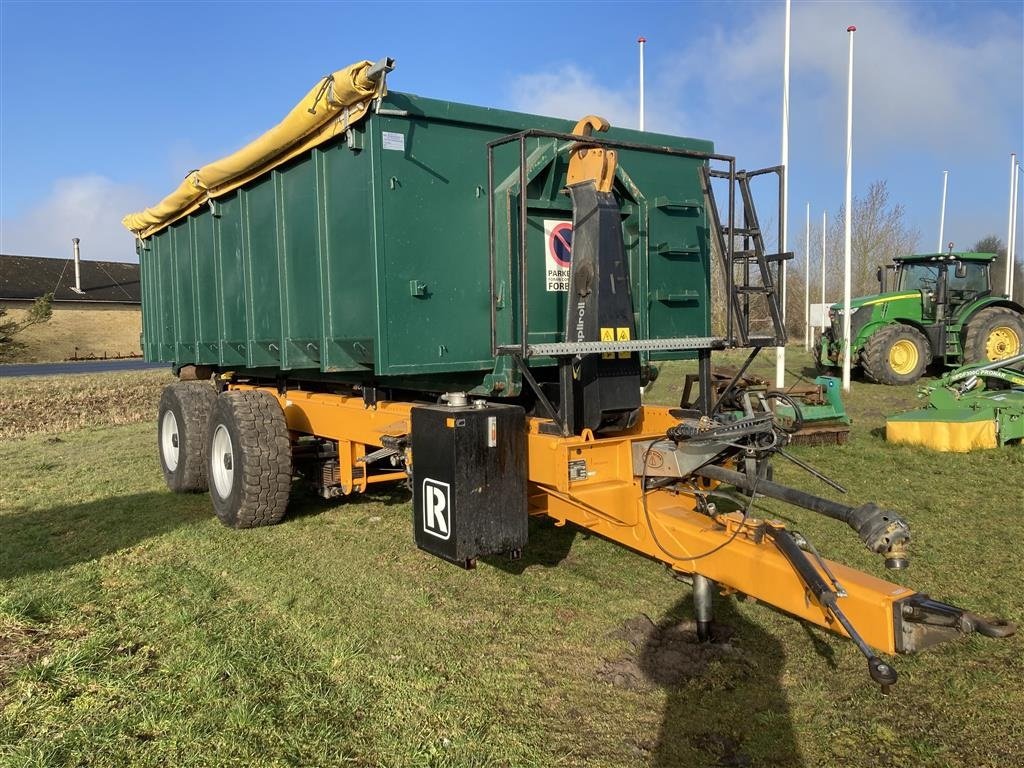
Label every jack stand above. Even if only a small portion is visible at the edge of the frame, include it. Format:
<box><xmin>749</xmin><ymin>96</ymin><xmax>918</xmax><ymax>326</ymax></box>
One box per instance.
<box><xmin>693</xmin><ymin>574</ymin><xmax>714</xmax><ymax>642</ymax></box>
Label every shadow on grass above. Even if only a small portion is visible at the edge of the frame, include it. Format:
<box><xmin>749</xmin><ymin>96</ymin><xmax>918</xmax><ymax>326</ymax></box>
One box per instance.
<box><xmin>641</xmin><ymin>595</ymin><xmax>803</xmax><ymax>767</ymax></box>
<box><xmin>287</xmin><ymin>482</ymin><xmax>412</xmax><ymax>521</ymax></box>
<box><xmin>0</xmin><ymin>492</ymin><xmax>209</xmax><ymax>581</ymax></box>
<box><xmin>484</xmin><ymin>517</ymin><xmax>578</xmax><ymax>574</ymax></box>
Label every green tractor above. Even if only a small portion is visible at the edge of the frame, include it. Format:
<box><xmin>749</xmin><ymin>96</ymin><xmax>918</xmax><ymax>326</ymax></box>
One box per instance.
<box><xmin>818</xmin><ymin>252</ymin><xmax>1024</xmax><ymax>385</ymax></box>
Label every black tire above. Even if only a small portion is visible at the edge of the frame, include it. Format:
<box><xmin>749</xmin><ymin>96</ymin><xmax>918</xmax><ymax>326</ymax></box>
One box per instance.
<box><xmin>158</xmin><ymin>381</ymin><xmax>217</xmax><ymax>493</ymax></box>
<box><xmin>861</xmin><ymin>324</ymin><xmax>930</xmax><ymax>385</ymax></box>
<box><xmin>206</xmin><ymin>391</ymin><xmax>292</xmax><ymax>528</ymax></box>
<box><xmin>962</xmin><ymin>307</ymin><xmax>1024</xmax><ymax>365</ymax></box>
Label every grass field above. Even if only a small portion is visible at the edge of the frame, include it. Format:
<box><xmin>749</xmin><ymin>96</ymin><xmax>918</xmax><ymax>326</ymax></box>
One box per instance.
<box><xmin>1</xmin><ymin>351</ymin><xmax>1021</xmax><ymax>767</ymax></box>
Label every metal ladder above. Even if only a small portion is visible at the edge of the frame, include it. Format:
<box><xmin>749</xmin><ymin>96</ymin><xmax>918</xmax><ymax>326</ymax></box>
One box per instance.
<box><xmin>702</xmin><ymin>167</ymin><xmax>790</xmax><ymax>347</ymax></box>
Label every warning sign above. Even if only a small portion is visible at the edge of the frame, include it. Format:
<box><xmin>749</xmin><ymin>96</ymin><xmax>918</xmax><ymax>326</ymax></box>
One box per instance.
<box><xmin>543</xmin><ymin>219</ymin><xmax>573</xmax><ymax>291</ymax></box>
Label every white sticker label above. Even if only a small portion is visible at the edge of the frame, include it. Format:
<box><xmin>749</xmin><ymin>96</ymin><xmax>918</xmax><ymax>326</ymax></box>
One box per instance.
<box><xmin>487</xmin><ymin>416</ymin><xmax>497</xmax><ymax>448</ymax></box>
<box><xmin>382</xmin><ymin>131</ymin><xmax>405</xmax><ymax>151</ymax></box>
<box><xmin>422</xmin><ymin>478</ymin><xmax>451</xmax><ymax>540</ymax></box>
<box><xmin>543</xmin><ymin>219</ymin><xmax>573</xmax><ymax>292</ymax></box>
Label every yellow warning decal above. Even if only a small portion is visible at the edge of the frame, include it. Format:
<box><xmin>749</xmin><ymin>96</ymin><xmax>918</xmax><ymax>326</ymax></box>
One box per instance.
<box><xmin>616</xmin><ymin>327</ymin><xmax>631</xmax><ymax>358</ymax></box>
<box><xmin>601</xmin><ymin>327</ymin><xmax>615</xmax><ymax>359</ymax></box>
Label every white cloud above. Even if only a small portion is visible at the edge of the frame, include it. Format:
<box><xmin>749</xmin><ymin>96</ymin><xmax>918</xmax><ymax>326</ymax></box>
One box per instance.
<box><xmin>0</xmin><ymin>175</ymin><xmax>147</xmax><ymax>262</ymax></box>
<box><xmin>506</xmin><ymin>63</ymin><xmax>687</xmax><ymax>134</ymax></box>
<box><xmin>505</xmin><ymin>2</ymin><xmax>1021</xmax><ymax>156</ymax></box>
<box><xmin>663</xmin><ymin>1</ymin><xmax>1022</xmax><ymax>155</ymax></box>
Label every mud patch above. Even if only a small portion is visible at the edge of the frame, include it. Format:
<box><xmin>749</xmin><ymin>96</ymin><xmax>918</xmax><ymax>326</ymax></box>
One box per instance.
<box><xmin>692</xmin><ymin>732</ymin><xmax>752</xmax><ymax>767</ymax></box>
<box><xmin>0</xmin><ymin>620</ymin><xmax>52</xmax><ymax>687</ymax></box>
<box><xmin>597</xmin><ymin>613</ymin><xmax>736</xmax><ymax>690</ymax></box>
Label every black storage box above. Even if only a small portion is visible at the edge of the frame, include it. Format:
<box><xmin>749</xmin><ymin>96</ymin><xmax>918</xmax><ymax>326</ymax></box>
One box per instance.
<box><xmin>411</xmin><ymin>401</ymin><xmax>527</xmax><ymax>567</ymax></box>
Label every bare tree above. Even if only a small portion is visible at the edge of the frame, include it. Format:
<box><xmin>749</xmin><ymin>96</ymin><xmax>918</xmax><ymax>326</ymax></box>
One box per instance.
<box><xmin>822</xmin><ymin>181</ymin><xmax>920</xmax><ymax>300</ymax></box>
<box><xmin>968</xmin><ymin>236</ymin><xmax>1024</xmax><ymax>302</ymax></box>
<box><xmin>0</xmin><ymin>293</ymin><xmax>53</xmax><ymax>362</ymax></box>
<box><xmin>707</xmin><ymin>180</ymin><xmax>921</xmax><ymax>337</ymax></box>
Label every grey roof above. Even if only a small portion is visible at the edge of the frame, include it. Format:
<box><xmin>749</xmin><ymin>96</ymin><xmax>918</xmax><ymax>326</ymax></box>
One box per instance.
<box><xmin>0</xmin><ymin>254</ymin><xmax>140</xmax><ymax>304</ymax></box>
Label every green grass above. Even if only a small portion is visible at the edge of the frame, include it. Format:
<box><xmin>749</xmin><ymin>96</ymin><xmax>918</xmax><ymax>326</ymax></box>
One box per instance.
<box><xmin>1</xmin><ymin>354</ymin><xmax>1021</xmax><ymax>767</ymax></box>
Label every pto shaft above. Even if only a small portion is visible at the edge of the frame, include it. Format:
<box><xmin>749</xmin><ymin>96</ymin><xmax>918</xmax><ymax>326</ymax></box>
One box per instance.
<box><xmin>695</xmin><ymin>464</ymin><xmax>910</xmax><ymax>569</ymax></box>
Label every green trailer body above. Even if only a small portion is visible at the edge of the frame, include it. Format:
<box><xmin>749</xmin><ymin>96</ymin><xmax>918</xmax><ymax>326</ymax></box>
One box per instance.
<box><xmin>137</xmin><ymin>91</ymin><xmax>714</xmax><ymax>395</ymax></box>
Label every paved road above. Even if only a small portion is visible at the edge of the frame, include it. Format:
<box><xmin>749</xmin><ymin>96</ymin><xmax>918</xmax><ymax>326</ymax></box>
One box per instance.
<box><xmin>0</xmin><ymin>359</ymin><xmax>169</xmax><ymax>378</ymax></box>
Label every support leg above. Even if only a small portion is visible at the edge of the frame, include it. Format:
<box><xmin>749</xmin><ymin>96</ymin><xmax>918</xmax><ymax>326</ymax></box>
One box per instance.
<box><xmin>693</xmin><ymin>574</ymin><xmax>714</xmax><ymax>642</ymax></box>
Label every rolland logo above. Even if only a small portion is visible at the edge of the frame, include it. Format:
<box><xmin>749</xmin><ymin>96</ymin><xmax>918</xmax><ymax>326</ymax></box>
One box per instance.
<box><xmin>422</xmin><ymin>478</ymin><xmax>451</xmax><ymax>540</ymax></box>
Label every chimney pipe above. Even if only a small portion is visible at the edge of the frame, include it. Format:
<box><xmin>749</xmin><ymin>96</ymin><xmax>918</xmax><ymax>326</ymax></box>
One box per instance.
<box><xmin>71</xmin><ymin>237</ymin><xmax>84</xmax><ymax>294</ymax></box>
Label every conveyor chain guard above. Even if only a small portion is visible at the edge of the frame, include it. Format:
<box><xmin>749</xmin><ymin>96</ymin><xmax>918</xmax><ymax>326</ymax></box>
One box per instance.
<box><xmin>517</xmin><ymin>336</ymin><xmax>727</xmax><ymax>357</ymax></box>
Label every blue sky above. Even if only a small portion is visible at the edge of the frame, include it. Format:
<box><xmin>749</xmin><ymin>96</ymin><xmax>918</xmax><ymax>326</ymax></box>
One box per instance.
<box><xmin>1</xmin><ymin>0</ymin><xmax>1021</xmax><ymax>263</ymax></box>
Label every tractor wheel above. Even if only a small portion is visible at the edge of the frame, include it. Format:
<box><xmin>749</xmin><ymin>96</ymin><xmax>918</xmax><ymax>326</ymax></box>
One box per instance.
<box><xmin>962</xmin><ymin>307</ymin><xmax>1024</xmax><ymax>364</ymax></box>
<box><xmin>206</xmin><ymin>390</ymin><xmax>292</xmax><ymax>529</ymax></box>
<box><xmin>861</xmin><ymin>325</ymin><xmax>930</xmax><ymax>385</ymax></box>
<box><xmin>157</xmin><ymin>381</ymin><xmax>217</xmax><ymax>493</ymax></box>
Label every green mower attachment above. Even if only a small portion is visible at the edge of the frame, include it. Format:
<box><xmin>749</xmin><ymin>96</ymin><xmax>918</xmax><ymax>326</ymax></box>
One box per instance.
<box><xmin>886</xmin><ymin>353</ymin><xmax>1024</xmax><ymax>451</ymax></box>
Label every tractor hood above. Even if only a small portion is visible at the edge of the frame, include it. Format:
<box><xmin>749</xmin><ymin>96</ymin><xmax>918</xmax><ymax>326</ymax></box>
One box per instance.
<box><xmin>829</xmin><ymin>290</ymin><xmax>921</xmax><ymax>314</ymax></box>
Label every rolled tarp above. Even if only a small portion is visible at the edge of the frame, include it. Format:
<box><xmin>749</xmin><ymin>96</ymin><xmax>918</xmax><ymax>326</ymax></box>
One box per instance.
<box><xmin>123</xmin><ymin>59</ymin><xmax>387</xmax><ymax>239</ymax></box>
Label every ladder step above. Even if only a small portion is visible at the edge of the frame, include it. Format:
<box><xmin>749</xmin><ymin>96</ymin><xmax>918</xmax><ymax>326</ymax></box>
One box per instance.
<box><xmin>735</xmin><ymin>286</ymin><xmax>776</xmax><ymax>294</ymax></box>
<box><xmin>722</xmin><ymin>226</ymin><xmax>761</xmax><ymax>237</ymax></box>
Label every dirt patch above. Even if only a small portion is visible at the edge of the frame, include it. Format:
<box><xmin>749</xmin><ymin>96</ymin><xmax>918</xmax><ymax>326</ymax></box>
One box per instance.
<box><xmin>597</xmin><ymin>613</ymin><xmax>736</xmax><ymax>691</ymax></box>
<box><xmin>0</xmin><ymin>620</ymin><xmax>52</xmax><ymax>688</ymax></box>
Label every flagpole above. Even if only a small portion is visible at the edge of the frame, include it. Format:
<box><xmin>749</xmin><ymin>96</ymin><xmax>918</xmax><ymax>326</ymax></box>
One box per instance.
<box><xmin>804</xmin><ymin>202</ymin><xmax>811</xmax><ymax>350</ymax></box>
<box><xmin>821</xmin><ymin>210</ymin><xmax>827</xmax><ymax>330</ymax></box>
<box><xmin>1007</xmin><ymin>153</ymin><xmax>1016</xmax><ymax>296</ymax></box>
<box><xmin>938</xmin><ymin>170</ymin><xmax>948</xmax><ymax>252</ymax></box>
<box><xmin>776</xmin><ymin>0</ymin><xmax>791</xmax><ymax>388</ymax></box>
<box><xmin>1011</xmin><ymin>161</ymin><xmax>1020</xmax><ymax>299</ymax></box>
<box><xmin>842</xmin><ymin>24</ymin><xmax>856</xmax><ymax>393</ymax></box>
<box><xmin>638</xmin><ymin>37</ymin><xmax>646</xmax><ymax>131</ymax></box>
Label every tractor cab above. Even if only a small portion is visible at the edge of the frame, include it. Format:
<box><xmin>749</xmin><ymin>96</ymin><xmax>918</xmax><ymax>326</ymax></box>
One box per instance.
<box><xmin>890</xmin><ymin>252</ymin><xmax>994</xmax><ymax>322</ymax></box>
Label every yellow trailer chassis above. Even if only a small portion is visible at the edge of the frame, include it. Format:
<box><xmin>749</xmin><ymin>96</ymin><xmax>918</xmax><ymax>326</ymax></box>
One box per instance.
<box><xmin>228</xmin><ymin>383</ymin><xmax>1013</xmax><ymax>689</ymax></box>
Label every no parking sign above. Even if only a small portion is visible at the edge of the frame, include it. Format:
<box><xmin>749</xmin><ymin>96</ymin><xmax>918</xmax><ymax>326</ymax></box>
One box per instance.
<box><xmin>543</xmin><ymin>219</ymin><xmax>572</xmax><ymax>291</ymax></box>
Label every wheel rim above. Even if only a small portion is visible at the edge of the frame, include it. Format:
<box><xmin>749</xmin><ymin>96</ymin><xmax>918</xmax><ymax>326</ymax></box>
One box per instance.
<box><xmin>211</xmin><ymin>424</ymin><xmax>235</xmax><ymax>499</ymax></box>
<box><xmin>160</xmin><ymin>410</ymin><xmax>180</xmax><ymax>471</ymax></box>
<box><xmin>985</xmin><ymin>326</ymin><xmax>1021</xmax><ymax>361</ymax></box>
<box><xmin>889</xmin><ymin>339</ymin><xmax>919</xmax><ymax>375</ymax></box>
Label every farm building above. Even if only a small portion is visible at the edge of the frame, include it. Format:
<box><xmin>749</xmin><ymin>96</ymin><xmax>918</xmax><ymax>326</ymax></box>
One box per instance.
<box><xmin>0</xmin><ymin>253</ymin><xmax>141</xmax><ymax>362</ymax></box>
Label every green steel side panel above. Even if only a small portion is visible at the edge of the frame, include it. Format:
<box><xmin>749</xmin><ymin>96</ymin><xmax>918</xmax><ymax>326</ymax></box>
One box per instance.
<box><xmin>375</xmin><ymin>114</ymin><xmax>499</xmax><ymax>374</ymax></box>
<box><xmin>192</xmin><ymin>214</ymin><xmax>220</xmax><ymax>365</ymax></box>
<box><xmin>639</xmin><ymin>161</ymin><xmax>710</xmax><ymax>345</ymax></box>
<box><xmin>242</xmin><ymin>177</ymin><xmax>282</xmax><ymax>368</ymax></box>
<box><xmin>139</xmin><ymin>248</ymin><xmax>154</xmax><ymax>361</ymax></box>
<box><xmin>320</xmin><ymin>142</ymin><xmax>377</xmax><ymax>372</ymax></box>
<box><xmin>213</xmin><ymin>194</ymin><xmax>248</xmax><ymax>366</ymax></box>
<box><xmin>276</xmin><ymin>157</ymin><xmax>321</xmax><ymax>370</ymax></box>
<box><xmin>170</xmin><ymin>222</ymin><xmax>197</xmax><ymax>362</ymax></box>
<box><xmin>154</xmin><ymin>234</ymin><xmax>175</xmax><ymax>360</ymax></box>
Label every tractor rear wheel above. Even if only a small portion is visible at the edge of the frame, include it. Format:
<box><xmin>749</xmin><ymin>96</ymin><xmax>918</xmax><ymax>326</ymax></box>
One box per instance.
<box><xmin>862</xmin><ymin>324</ymin><xmax>930</xmax><ymax>385</ymax></box>
<box><xmin>157</xmin><ymin>381</ymin><xmax>217</xmax><ymax>493</ymax></box>
<box><xmin>963</xmin><ymin>307</ymin><xmax>1024</xmax><ymax>364</ymax></box>
<box><xmin>206</xmin><ymin>390</ymin><xmax>292</xmax><ymax>528</ymax></box>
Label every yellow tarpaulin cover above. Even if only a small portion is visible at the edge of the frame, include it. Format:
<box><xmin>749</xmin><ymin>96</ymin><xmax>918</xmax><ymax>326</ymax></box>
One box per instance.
<box><xmin>123</xmin><ymin>60</ymin><xmax>385</xmax><ymax>239</ymax></box>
